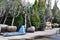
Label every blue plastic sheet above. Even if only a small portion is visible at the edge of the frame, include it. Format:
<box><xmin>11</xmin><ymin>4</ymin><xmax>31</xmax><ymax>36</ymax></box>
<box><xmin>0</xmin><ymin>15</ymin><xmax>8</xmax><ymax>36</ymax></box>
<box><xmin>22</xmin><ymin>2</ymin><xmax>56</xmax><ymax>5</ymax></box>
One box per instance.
<box><xmin>3</xmin><ymin>25</ymin><xmax>26</xmax><ymax>36</ymax></box>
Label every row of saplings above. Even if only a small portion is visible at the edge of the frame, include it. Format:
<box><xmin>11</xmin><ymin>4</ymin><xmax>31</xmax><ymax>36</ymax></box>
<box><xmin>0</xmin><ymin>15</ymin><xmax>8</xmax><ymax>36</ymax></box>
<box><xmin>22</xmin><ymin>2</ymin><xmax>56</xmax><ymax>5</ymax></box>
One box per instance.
<box><xmin>0</xmin><ymin>22</ymin><xmax>59</xmax><ymax>33</ymax></box>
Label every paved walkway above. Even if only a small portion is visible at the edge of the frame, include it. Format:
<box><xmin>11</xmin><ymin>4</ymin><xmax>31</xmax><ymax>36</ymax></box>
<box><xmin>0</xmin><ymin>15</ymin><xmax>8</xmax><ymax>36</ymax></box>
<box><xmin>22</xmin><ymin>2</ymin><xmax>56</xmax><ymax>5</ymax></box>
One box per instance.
<box><xmin>0</xmin><ymin>28</ymin><xmax>60</xmax><ymax>40</ymax></box>
<box><xmin>35</xmin><ymin>34</ymin><xmax>60</xmax><ymax>40</ymax></box>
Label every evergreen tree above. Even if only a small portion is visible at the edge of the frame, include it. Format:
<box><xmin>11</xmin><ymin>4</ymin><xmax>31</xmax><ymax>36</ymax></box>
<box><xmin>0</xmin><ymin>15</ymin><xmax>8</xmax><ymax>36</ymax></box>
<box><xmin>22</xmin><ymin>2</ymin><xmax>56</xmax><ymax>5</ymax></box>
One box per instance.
<box><xmin>52</xmin><ymin>0</ymin><xmax>59</xmax><ymax>23</ymax></box>
<box><xmin>45</xmin><ymin>0</ymin><xmax>52</xmax><ymax>22</ymax></box>
<box><xmin>31</xmin><ymin>0</ymin><xmax>41</xmax><ymax>28</ymax></box>
<box><xmin>38</xmin><ymin>0</ymin><xmax>46</xmax><ymax>23</ymax></box>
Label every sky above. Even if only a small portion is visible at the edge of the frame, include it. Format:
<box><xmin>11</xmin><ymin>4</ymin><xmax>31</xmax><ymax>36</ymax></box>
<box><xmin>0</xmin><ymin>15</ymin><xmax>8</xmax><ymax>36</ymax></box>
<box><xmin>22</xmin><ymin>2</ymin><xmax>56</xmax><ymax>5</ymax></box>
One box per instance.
<box><xmin>50</xmin><ymin>0</ymin><xmax>60</xmax><ymax>9</ymax></box>
<box><xmin>56</xmin><ymin>0</ymin><xmax>60</xmax><ymax>9</ymax></box>
<box><xmin>46</xmin><ymin>0</ymin><xmax>60</xmax><ymax>9</ymax></box>
<box><xmin>21</xmin><ymin>0</ymin><xmax>35</xmax><ymax>6</ymax></box>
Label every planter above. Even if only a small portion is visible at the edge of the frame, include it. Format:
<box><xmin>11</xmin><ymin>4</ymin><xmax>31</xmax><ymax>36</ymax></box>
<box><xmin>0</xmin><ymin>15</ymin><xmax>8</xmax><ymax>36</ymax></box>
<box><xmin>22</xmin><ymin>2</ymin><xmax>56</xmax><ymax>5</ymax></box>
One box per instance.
<box><xmin>7</xmin><ymin>26</ymin><xmax>17</xmax><ymax>32</ymax></box>
<box><xmin>40</xmin><ymin>23</ymin><xmax>46</xmax><ymax>31</ymax></box>
<box><xmin>27</xmin><ymin>26</ymin><xmax>35</xmax><ymax>33</ymax></box>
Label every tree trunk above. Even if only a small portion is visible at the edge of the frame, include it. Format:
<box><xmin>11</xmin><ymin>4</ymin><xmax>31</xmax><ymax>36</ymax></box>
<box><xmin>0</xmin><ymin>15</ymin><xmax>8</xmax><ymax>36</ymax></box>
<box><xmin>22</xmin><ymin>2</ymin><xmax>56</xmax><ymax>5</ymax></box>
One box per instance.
<box><xmin>28</xmin><ymin>15</ymin><xmax>31</xmax><ymax>26</ymax></box>
<box><xmin>11</xmin><ymin>17</ymin><xmax>15</xmax><ymax>26</ymax></box>
<box><xmin>25</xmin><ymin>14</ymin><xmax>27</xmax><ymax>28</ymax></box>
<box><xmin>3</xmin><ymin>14</ymin><xmax>8</xmax><ymax>24</ymax></box>
<box><xmin>24</xmin><ymin>7</ymin><xmax>28</xmax><ymax>28</ymax></box>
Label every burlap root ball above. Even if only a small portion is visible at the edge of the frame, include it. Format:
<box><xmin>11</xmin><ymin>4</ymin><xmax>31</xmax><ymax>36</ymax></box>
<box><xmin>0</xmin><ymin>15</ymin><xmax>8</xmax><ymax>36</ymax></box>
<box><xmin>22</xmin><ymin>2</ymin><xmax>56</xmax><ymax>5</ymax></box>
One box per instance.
<box><xmin>53</xmin><ymin>23</ymin><xmax>59</xmax><ymax>28</ymax></box>
<box><xmin>7</xmin><ymin>26</ymin><xmax>17</xmax><ymax>32</ymax></box>
<box><xmin>0</xmin><ymin>24</ymin><xmax>8</xmax><ymax>32</ymax></box>
<box><xmin>27</xmin><ymin>26</ymin><xmax>35</xmax><ymax>33</ymax></box>
<box><xmin>45</xmin><ymin>22</ymin><xmax>52</xmax><ymax>30</ymax></box>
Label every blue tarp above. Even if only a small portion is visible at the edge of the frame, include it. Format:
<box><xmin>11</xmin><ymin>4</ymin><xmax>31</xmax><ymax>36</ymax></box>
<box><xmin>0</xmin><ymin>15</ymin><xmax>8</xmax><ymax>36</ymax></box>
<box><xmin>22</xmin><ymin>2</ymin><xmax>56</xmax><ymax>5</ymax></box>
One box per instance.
<box><xmin>3</xmin><ymin>25</ymin><xmax>26</xmax><ymax>36</ymax></box>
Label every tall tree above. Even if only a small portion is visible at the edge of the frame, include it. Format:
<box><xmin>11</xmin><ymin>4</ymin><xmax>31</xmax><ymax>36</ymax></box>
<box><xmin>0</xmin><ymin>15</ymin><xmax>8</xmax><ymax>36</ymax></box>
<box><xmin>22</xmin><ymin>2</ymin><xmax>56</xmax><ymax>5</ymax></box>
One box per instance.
<box><xmin>31</xmin><ymin>0</ymin><xmax>41</xmax><ymax>28</ymax></box>
<box><xmin>3</xmin><ymin>0</ymin><xmax>13</xmax><ymax>24</ymax></box>
<box><xmin>38</xmin><ymin>0</ymin><xmax>46</xmax><ymax>23</ymax></box>
<box><xmin>0</xmin><ymin>0</ymin><xmax>6</xmax><ymax>23</ymax></box>
<box><xmin>46</xmin><ymin>0</ymin><xmax>52</xmax><ymax>22</ymax></box>
<box><xmin>52</xmin><ymin>0</ymin><xmax>59</xmax><ymax>23</ymax></box>
<box><xmin>9</xmin><ymin>0</ymin><xmax>23</xmax><ymax>26</ymax></box>
<box><xmin>13</xmin><ymin>0</ymin><xmax>24</xmax><ymax>27</ymax></box>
